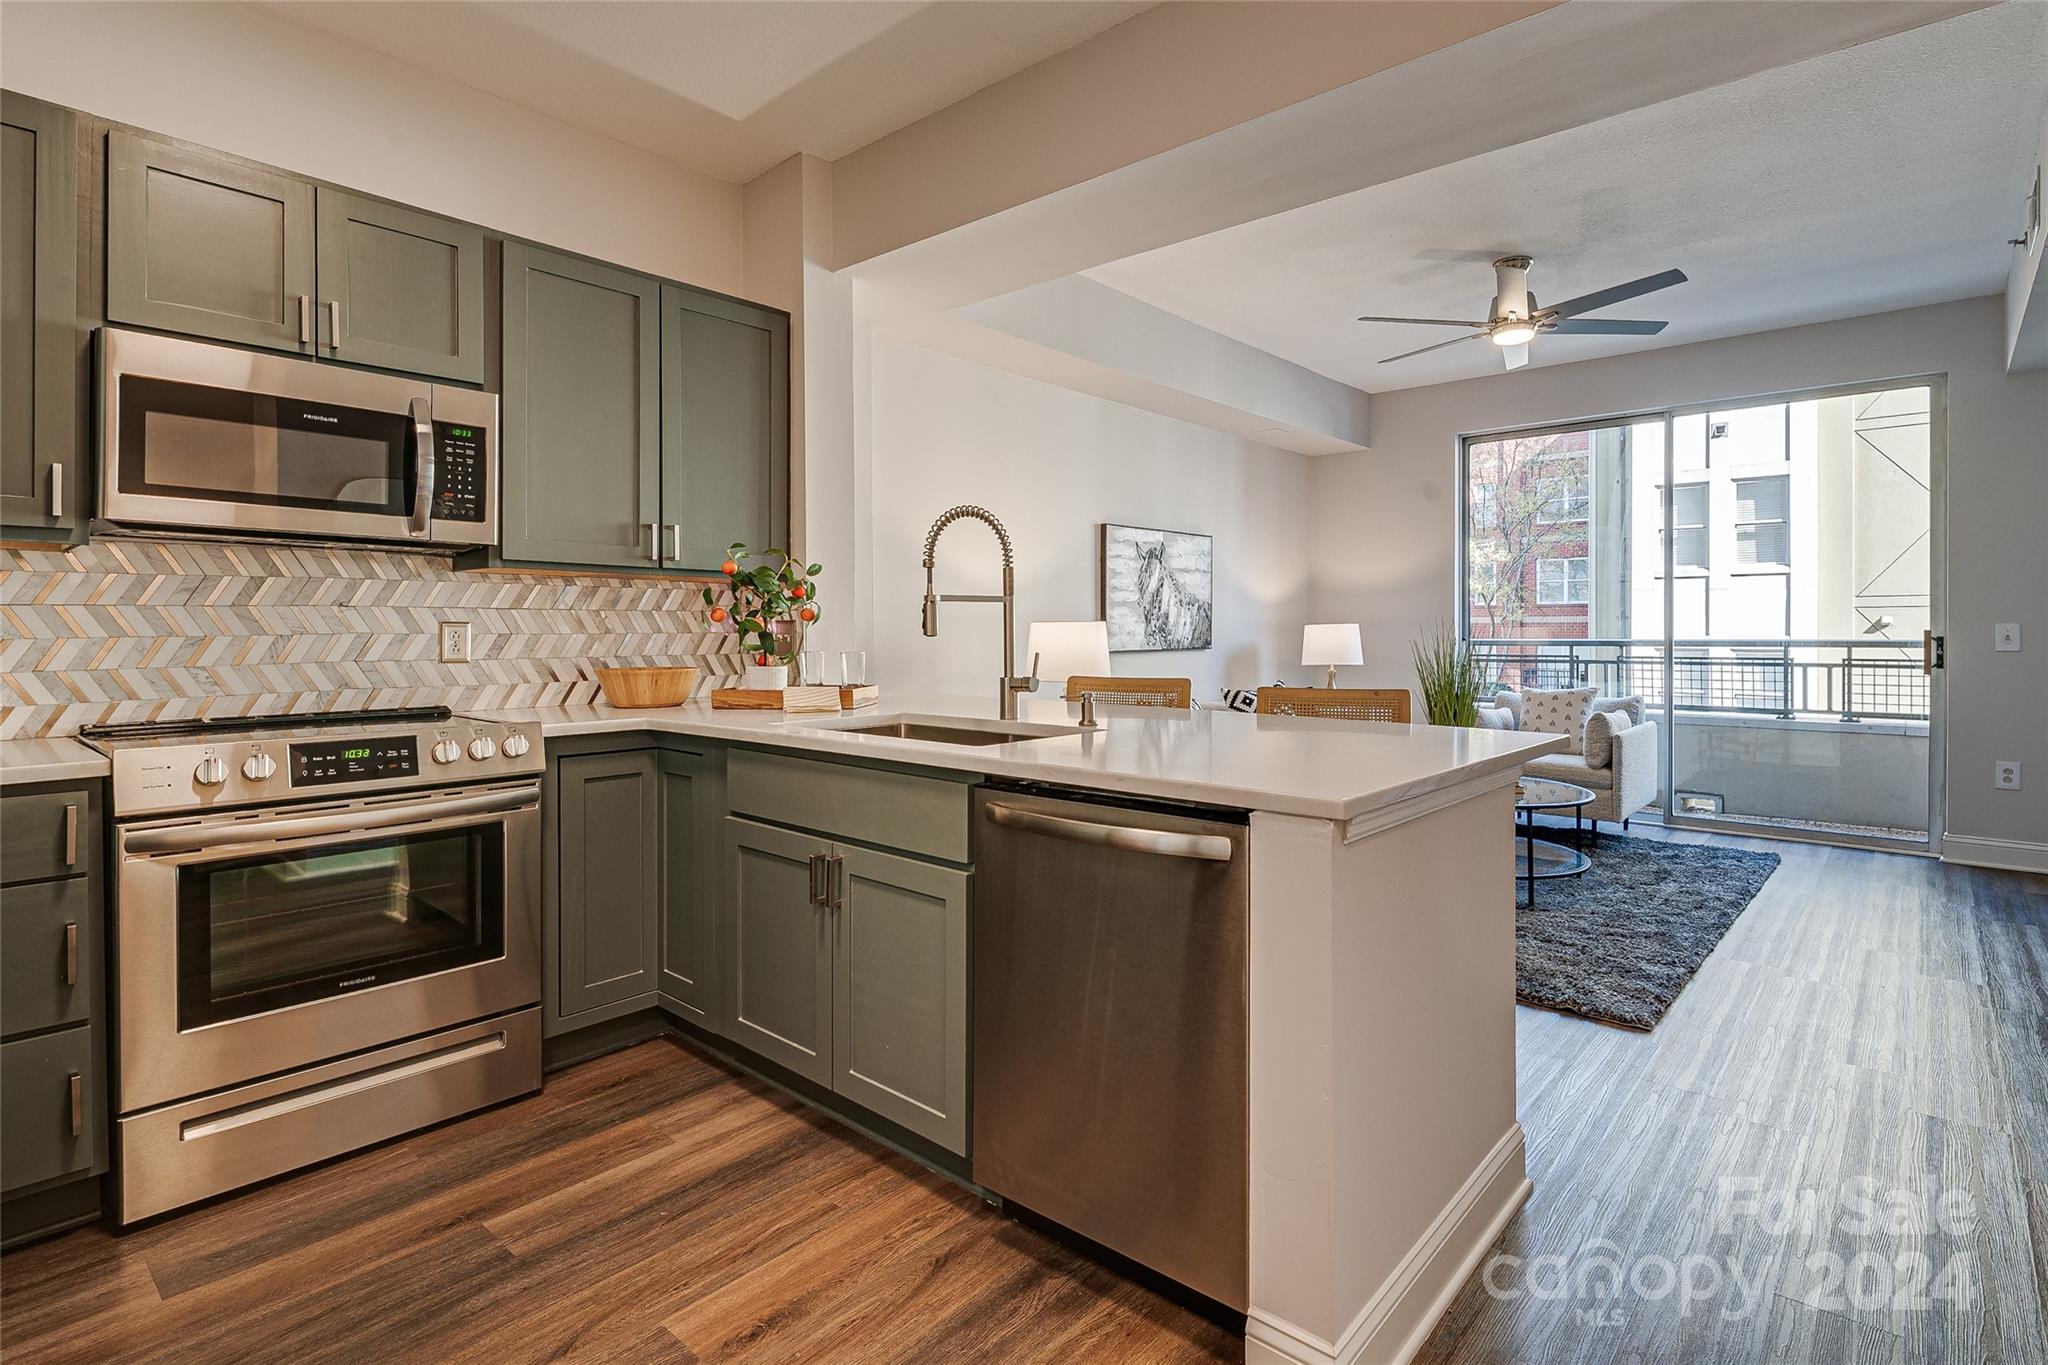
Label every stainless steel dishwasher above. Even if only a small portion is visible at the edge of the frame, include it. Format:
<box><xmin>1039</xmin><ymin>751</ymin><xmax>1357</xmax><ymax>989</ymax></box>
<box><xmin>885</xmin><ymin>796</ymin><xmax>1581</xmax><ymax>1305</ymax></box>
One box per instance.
<box><xmin>972</xmin><ymin>783</ymin><xmax>1249</xmax><ymax>1311</ymax></box>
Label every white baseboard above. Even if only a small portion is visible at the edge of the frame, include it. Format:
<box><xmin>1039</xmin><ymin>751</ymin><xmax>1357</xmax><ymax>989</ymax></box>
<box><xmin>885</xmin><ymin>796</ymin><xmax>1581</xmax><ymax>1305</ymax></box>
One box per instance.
<box><xmin>1942</xmin><ymin>834</ymin><xmax>2048</xmax><ymax>874</ymax></box>
<box><xmin>1246</xmin><ymin>1124</ymin><xmax>1532</xmax><ymax>1365</ymax></box>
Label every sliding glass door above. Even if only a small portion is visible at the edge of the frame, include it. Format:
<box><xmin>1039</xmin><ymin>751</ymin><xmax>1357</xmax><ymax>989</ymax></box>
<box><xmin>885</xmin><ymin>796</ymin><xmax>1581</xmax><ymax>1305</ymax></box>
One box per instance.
<box><xmin>1461</xmin><ymin>380</ymin><xmax>1943</xmax><ymax>852</ymax></box>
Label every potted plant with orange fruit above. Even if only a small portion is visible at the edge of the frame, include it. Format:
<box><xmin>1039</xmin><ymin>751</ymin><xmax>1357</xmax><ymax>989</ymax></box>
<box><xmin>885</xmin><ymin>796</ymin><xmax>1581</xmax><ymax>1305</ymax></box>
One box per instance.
<box><xmin>702</xmin><ymin>542</ymin><xmax>822</xmax><ymax>690</ymax></box>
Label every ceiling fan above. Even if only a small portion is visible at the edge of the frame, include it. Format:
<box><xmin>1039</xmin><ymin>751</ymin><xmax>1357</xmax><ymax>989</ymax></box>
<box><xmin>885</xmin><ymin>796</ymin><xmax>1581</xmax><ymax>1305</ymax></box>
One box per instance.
<box><xmin>1360</xmin><ymin>256</ymin><xmax>1687</xmax><ymax>371</ymax></box>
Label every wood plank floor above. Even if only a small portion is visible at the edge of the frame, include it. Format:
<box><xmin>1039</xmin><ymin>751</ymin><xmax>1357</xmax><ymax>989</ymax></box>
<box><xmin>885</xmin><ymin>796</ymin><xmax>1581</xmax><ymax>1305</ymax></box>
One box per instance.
<box><xmin>4</xmin><ymin>831</ymin><xmax>2042</xmax><ymax>1364</ymax></box>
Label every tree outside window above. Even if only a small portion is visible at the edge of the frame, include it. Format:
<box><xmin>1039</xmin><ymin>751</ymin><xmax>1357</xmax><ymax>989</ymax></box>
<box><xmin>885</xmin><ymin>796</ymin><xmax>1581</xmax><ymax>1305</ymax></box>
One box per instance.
<box><xmin>1464</xmin><ymin>431</ymin><xmax>1593</xmax><ymax>637</ymax></box>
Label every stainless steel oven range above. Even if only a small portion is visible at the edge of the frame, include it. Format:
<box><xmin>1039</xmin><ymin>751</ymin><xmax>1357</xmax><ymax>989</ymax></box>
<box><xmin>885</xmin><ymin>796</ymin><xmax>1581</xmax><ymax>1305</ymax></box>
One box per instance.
<box><xmin>78</xmin><ymin>706</ymin><xmax>543</xmax><ymax>1223</ymax></box>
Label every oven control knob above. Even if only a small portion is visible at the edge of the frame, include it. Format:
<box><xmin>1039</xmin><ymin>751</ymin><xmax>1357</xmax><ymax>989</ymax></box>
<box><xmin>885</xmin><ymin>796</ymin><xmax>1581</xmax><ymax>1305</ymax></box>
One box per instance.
<box><xmin>241</xmin><ymin>753</ymin><xmax>276</xmax><ymax>782</ymax></box>
<box><xmin>193</xmin><ymin>756</ymin><xmax>228</xmax><ymax>787</ymax></box>
<box><xmin>431</xmin><ymin>739</ymin><xmax>462</xmax><ymax>765</ymax></box>
<box><xmin>502</xmin><ymin>733</ymin><xmax>531</xmax><ymax>758</ymax></box>
<box><xmin>468</xmin><ymin>736</ymin><xmax>497</xmax><ymax>761</ymax></box>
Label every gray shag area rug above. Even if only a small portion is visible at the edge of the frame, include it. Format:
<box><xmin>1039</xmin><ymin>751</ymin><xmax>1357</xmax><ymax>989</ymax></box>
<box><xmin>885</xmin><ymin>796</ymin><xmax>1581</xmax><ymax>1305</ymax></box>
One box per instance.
<box><xmin>1516</xmin><ymin>835</ymin><xmax>1781</xmax><ymax>1030</ymax></box>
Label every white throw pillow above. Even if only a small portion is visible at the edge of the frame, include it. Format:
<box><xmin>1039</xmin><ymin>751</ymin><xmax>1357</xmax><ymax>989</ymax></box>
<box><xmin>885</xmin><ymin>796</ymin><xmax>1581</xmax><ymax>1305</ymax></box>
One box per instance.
<box><xmin>1491</xmin><ymin>691</ymin><xmax>1525</xmax><ymax>727</ymax></box>
<box><xmin>1582</xmin><ymin>709</ymin><xmax>1618</xmax><ymax>768</ymax></box>
<box><xmin>1591</xmin><ymin>694</ymin><xmax>1645</xmax><ymax>727</ymax></box>
<box><xmin>1474</xmin><ymin>706</ymin><xmax>1516</xmax><ymax>731</ymax></box>
<box><xmin>1521</xmin><ymin>686</ymin><xmax>1596</xmax><ymax>753</ymax></box>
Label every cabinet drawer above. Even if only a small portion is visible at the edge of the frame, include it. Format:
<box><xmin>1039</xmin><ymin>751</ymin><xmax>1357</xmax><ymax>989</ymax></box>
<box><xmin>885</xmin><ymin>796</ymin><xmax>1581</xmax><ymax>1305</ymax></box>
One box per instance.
<box><xmin>1</xmin><ymin>787</ymin><xmax>98</xmax><ymax>885</ymax></box>
<box><xmin>728</xmin><ymin>750</ymin><xmax>970</xmax><ymax>862</ymax></box>
<box><xmin>1</xmin><ymin>1027</ymin><xmax>93</xmax><ymax>1192</ymax></box>
<box><xmin>0</xmin><ymin>878</ymin><xmax>94</xmax><ymax>1036</ymax></box>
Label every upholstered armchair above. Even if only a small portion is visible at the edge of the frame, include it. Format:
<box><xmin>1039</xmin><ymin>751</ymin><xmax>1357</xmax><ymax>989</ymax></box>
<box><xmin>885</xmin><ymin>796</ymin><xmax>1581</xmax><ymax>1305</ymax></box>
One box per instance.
<box><xmin>1479</xmin><ymin>691</ymin><xmax>1659</xmax><ymax>837</ymax></box>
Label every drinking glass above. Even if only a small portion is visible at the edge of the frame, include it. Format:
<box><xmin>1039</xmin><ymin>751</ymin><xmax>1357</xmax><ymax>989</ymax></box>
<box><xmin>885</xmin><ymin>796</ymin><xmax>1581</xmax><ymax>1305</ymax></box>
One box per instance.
<box><xmin>839</xmin><ymin>651</ymin><xmax>868</xmax><ymax>687</ymax></box>
<box><xmin>796</xmin><ymin>650</ymin><xmax>828</xmax><ymax>686</ymax></box>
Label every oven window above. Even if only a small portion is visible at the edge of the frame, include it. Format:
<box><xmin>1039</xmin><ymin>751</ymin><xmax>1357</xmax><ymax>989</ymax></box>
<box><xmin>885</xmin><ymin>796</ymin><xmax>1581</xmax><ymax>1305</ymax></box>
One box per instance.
<box><xmin>119</xmin><ymin>375</ymin><xmax>410</xmax><ymax>515</ymax></box>
<box><xmin>176</xmin><ymin>823</ymin><xmax>504</xmax><ymax>1029</ymax></box>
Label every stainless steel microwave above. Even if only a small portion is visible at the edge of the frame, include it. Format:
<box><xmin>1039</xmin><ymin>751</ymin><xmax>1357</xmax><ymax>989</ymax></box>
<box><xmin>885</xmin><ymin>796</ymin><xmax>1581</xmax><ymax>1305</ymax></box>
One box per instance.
<box><xmin>98</xmin><ymin>328</ymin><xmax>498</xmax><ymax>547</ymax></box>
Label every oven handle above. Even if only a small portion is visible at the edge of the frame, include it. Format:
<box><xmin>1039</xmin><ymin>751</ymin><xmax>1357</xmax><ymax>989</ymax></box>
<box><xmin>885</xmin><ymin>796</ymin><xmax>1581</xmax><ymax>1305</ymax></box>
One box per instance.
<box><xmin>121</xmin><ymin>784</ymin><xmax>539</xmax><ymax>857</ymax></box>
<box><xmin>407</xmin><ymin>395</ymin><xmax>436</xmax><ymax>539</ymax></box>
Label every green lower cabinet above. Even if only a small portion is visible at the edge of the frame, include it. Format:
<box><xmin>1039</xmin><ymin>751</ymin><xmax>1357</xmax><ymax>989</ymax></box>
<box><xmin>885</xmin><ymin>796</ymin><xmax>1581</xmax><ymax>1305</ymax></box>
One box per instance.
<box><xmin>724</xmin><ymin>817</ymin><xmax>833</xmax><ymax>1085</ymax></box>
<box><xmin>555</xmin><ymin>751</ymin><xmax>662</xmax><ymax>1018</ymax></box>
<box><xmin>0</xmin><ymin>1027</ymin><xmax>94</xmax><ymax>1193</ymax></box>
<box><xmin>658</xmin><ymin>750</ymin><xmax>719</xmax><ymax>1027</ymax></box>
<box><xmin>831</xmin><ymin>846</ymin><xmax>969</xmax><ymax>1154</ymax></box>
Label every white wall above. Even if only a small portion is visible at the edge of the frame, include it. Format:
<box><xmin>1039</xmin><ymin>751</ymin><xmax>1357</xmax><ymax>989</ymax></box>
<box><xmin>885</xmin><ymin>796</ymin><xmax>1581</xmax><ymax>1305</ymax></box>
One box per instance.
<box><xmin>1311</xmin><ymin>296</ymin><xmax>2048</xmax><ymax>861</ymax></box>
<box><xmin>0</xmin><ymin>0</ymin><xmax>744</xmax><ymax>292</ymax></box>
<box><xmin>869</xmin><ymin>340</ymin><xmax>1313</xmax><ymax>702</ymax></box>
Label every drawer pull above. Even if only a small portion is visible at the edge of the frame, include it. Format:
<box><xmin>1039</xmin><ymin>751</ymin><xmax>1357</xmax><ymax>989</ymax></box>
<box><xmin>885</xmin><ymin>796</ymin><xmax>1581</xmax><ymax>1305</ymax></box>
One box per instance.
<box><xmin>63</xmin><ymin>802</ymin><xmax>79</xmax><ymax>867</ymax></box>
<box><xmin>68</xmin><ymin>1072</ymin><xmax>82</xmax><ymax>1137</ymax></box>
<box><xmin>63</xmin><ymin>921</ymin><xmax>78</xmax><ymax>986</ymax></box>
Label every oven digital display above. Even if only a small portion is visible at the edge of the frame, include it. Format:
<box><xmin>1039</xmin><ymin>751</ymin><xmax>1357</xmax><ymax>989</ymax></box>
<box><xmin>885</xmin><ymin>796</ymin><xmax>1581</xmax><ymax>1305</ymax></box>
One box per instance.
<box><xmin>289</xmin><ymin>736</ymin><xmax>419</xmax><ymax>786</ymax></box>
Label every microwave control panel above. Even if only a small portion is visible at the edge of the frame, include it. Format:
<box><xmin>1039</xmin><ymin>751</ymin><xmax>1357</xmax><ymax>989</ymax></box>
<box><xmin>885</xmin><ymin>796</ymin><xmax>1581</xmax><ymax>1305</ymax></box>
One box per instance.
<box><xmin>433</xmin><ymin>422</ymin><xmax>488</xmax><ymax>523</ymax></box>
<box><xmin>290</xmin><ymin>736</ymin><xmax>420</xmax><ymax>787</ymax></box>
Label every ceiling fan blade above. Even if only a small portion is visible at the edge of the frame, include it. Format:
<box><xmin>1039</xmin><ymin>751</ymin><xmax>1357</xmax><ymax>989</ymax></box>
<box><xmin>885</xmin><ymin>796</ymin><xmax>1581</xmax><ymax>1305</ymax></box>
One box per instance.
<box><xmin>1355</xmin><ymin>315</ymin><xmax>1488</xmax><ymax>327</ymax></box>
<box><xmin>1378</xmin><ymin>333</ymin><xmax>1486</xmax><ymax>364</ymax></box>
<box><xmin>1545</xmin><ymin>269</ymin><xmax>1688</xmax><ymax>320</ymax></box>
<box><xmin>1547</xmin><ymin>318</ymin><xmax>1669</xmax><ymax>336</ymax></box>
<box><xmin>1502</xmin><ymin>342</ymin><xmax>1529</xmax><ymax>371</ymax></box>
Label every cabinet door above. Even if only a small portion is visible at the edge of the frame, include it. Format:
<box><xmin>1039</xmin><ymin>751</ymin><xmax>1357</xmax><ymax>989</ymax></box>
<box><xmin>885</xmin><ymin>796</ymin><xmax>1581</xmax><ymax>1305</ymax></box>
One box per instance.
<box><xmin>0</xmin><ymin>1027</ymin><xmax>93</xmax><ymax>1193</ymax></box>
<box><xmin>501</xmin><ymin>242</ymin><xmax>661</xmax><ymax>569</ymax></box>
<box><xmin>723</xmin><ymin>817</ymin><xmax>832</xmax><ymax>1085</ymax></box>
<box><xmin>106</xmin><ymin>131</ymin><xmax>315</xmax><ymax>352</ymax></box>
<box><xmin>830</xmin><ymin>845</ymin><xmax>969</xmax><ymax>1154</ymax></box>
<box><xmin>658</xmin><ymin>749</ymin><xmax>719</xmax><ymax>1027</ymax></box>
<box><xmin>315</xmin><ymin>188</ymin><xmax>486</xmax><ymax>383</ymax></box>
<box><xmin>1</xmin><ymin>94</ymin><xmax>79</xmax><ymax>532</ymax></box>
<box><xmin>556</xmin><ymin>751</ymin><xmax>661</xmax><ymax>1017</ymax></box>
<box><xmin>659</xmin><ymin>286</ymin><xmax>788</xmax><ymax>570</ymax></box>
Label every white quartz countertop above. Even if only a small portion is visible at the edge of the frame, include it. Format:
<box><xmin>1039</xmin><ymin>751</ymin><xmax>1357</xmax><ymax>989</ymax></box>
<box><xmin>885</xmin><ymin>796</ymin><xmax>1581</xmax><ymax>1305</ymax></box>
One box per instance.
<box><xmin>471</xmin><ymin>691</ymin><xmax>1567</xmax><ymax>821</ymax></box>
<box><xmin>0</xmin><ymin>736</ymin><xmax>111</xmax><ymax>786</ymax></box>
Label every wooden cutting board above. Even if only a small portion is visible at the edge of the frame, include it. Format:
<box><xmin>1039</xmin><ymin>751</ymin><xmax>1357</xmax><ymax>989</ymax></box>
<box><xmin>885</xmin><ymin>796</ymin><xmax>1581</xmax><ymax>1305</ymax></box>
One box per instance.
<box><xmin>710</xmin><ymin>686</ymin><xmax>842</xmax><ymax>713</ymax></box>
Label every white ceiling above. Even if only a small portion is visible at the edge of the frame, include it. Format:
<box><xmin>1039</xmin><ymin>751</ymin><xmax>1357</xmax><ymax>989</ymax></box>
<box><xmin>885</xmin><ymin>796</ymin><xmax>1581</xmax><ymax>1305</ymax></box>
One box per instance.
<box><xmin>261</xmin><ymin>0</ymin><xmax>1152</xmax><ymax>183</ymax></box>
<box><xmin>1085</xmin><ymin>2</ymin><xmax>2048</xmax><ymax>393</ymax></box>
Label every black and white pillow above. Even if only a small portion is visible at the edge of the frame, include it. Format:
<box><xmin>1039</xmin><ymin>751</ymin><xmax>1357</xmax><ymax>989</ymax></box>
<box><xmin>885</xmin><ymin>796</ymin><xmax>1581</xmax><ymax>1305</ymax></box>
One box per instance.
<box><xmin>1220</xmin><ymin>682</ymin><xmax>1286</xmax><ymax>713</ymax></box>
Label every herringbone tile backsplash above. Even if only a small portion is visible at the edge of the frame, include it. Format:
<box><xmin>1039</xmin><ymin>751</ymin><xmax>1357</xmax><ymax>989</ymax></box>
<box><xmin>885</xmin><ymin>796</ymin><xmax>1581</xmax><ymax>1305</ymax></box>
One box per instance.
<box><xmin>1</xmin><ymin>539</ymin><xmax>740</xmax><ymax>739</ymax></box>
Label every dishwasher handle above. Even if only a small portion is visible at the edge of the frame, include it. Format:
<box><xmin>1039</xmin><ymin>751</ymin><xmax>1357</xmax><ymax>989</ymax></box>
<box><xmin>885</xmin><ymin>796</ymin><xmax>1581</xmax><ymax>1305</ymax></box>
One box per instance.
<box><xmin>983</xmin><ymin>801</ymin><xmax>1234</xmax><ymax>862</ymax></box>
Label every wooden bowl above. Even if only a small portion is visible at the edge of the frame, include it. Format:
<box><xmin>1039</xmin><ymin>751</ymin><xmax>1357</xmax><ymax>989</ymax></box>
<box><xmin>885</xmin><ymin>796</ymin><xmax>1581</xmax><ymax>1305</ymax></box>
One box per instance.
<box><xmin>594</xmin><ymin>666</ymin><xmax>700</xmax><ymax>709</ymax></box>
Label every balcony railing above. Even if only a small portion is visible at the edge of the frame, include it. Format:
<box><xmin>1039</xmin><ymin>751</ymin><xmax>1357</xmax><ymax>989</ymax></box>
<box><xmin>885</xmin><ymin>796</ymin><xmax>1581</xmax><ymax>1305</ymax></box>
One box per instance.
<box><xmin>1466</xmin><ymin>637</ymin><xmax>1930</xmax><ymax>722</ymax></box>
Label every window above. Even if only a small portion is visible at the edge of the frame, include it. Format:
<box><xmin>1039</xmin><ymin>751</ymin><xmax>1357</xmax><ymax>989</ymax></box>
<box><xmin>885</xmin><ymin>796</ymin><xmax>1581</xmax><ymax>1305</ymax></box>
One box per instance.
<box><xmin>1536</xmin><ymin>556</ymin><xmax>1591</xmax><ymax>605</ymax></box>
<box><xmin>1734</xmin><ymin>475</ymin><xmax>1789</xmax><ymax>567</ymax></box>
<box><xmin>1536</xmin><ymin>476</ymin><xmax>1589</xmax><ymax>524</ymax></box>
<box><xmin>1469</xmin><ymin>484</ymin><xmax>1498</xmax><ymax>530</ymax></box>
<box><xmin>1469</xmin><ymin>559</ymin><xmax>1500</xmax><ymax>601</ymax></box>
<box><xmin>1662</xmin><ymin>482</ymin><xmax>1708</xmax><ymax>571</ymax></box>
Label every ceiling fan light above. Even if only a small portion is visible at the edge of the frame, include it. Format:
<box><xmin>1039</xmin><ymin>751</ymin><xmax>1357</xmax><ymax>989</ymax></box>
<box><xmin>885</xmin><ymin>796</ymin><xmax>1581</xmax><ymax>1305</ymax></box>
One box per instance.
<box><xmin>1491</xmin><ymin>321</ymin><xmax>1536</xmax><ymax>347</ymax></box>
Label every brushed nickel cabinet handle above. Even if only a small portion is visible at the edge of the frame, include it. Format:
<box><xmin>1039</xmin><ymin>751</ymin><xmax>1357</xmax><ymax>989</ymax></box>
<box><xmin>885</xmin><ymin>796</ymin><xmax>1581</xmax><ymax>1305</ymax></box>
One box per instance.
<box><xmin>63</xmin><ymin>922</ymin><xmax>78</xmax><ymax>986</ymax></box>
<box><xmin>49</xmin><ymin>462</ymin><xmax>63</xmax><ymax>518</ymax></box>
<box><xmin>63</xmin><ymin>802</ymin><xmax>78</xmax><ymax>866</ymax></box>
<box><xmin>298</xmin><ymin>294</ymin><xmax>311</xmax><ymax>344</ymax></box>
<box><xmin>648</xmin><ymin>521</ymin><xmax>661</xmax><ymax>564</ymax></box>
<box><xmin>807</xmin><ymin>853</ymin><xmax>822</xmax><ymax>906</ymax></box>
<box><xmin>668</xmin><ymin>524</ymin><xmax>682</xmax><ymax>563</ymax></box>
<box><xmin>328</xmin><ymin>299</ymin><xmax>342</xmax><ymax>350</ymax></box>
<box><xmin>827</xmin><ymin>854</ymin><xmax>845</xmax><ymax>911</ymax></box>
<box><xmin>68</xmin><ymin>1073</ymin><xmax>83</xmax><ymax>1137</ymax></box>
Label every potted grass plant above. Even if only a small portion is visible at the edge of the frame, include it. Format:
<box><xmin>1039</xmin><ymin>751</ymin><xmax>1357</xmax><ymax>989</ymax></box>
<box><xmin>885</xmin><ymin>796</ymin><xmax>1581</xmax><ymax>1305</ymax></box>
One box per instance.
<box><xmin>1411</xmin><ymin>622</ymin><xmax>1482</xmax><ymax>727</ymax></box>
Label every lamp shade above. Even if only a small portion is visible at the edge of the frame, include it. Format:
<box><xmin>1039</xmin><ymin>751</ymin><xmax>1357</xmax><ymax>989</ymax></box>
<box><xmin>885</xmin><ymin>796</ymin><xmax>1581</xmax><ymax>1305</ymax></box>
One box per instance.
<box><xmin>1301</xmin><ymin>623</ymin><xmax>1364</xmax><ymax>667</ymax></box>
<box><xmin>1026</xmin><ymin>620</ymin><xmax>1111</xmax><ymax>681</ymax></box>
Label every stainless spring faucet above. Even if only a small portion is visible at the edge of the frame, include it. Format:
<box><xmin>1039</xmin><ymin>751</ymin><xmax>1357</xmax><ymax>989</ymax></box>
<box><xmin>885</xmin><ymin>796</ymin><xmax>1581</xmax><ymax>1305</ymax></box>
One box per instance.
<box><xmin>921</xmin><ymin>505</ymin><xmax>1038</xmax><ymax>719</ymax></box>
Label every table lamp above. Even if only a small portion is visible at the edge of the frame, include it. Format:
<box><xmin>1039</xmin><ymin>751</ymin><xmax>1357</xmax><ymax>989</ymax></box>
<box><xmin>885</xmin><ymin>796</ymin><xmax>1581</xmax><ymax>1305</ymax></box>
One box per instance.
<box><xmin>1301</xmin><ymin>623</ymin><xmax>1362</xmax><ymax>688</ymax></box>
<box><xmin>1025</xmin><ymin>620</ymin><xmax>1111</xmax><ymax>684</ymax></box>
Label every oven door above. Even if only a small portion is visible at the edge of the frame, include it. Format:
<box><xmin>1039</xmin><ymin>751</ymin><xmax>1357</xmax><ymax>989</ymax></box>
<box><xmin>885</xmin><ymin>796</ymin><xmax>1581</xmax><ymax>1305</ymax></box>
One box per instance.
<box><xmin>98</xmin><ymin>328</ymin><xmax>446</xmax><ymax>544</ymax></box>
<box><xmin>115</xmin><ymin>782</ymin><xmax>540</xmax><ymax>1113</ymax></box>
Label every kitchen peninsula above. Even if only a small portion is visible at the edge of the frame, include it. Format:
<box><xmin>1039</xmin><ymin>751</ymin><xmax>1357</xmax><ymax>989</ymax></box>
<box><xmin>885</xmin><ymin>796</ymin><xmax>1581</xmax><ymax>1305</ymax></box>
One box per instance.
<box><xmin>479</xmin><ymin>691</ymin><xmax>1566</xmax><ymax>1365</ymax></box>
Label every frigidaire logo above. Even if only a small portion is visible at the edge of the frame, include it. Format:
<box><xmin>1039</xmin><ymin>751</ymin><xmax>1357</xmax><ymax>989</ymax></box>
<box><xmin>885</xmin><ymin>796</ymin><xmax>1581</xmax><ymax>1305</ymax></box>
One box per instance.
<box><xmin>301</xmin><ymin>412</ymin><xmax>340</xmax><ymax>424</ymax></box>
<box><xmin>337</xmin><ymin>974</ymin><xmax>377</xmax><ymax>989</ymax></box>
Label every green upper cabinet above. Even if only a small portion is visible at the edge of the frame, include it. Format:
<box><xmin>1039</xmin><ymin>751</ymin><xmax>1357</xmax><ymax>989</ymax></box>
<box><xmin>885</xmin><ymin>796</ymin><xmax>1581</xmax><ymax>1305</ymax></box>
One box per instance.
<box><xmin>1</xmin><ymin>94</ymin><xmax>80</xmax><ymax>534</ymax></box>
<box><xmin>314</xmin><ymin>188</ymin><xmax>485</xmax><ymax>383</ymax></box>
<box><xmin>106</xmin><ymin>131</ymin><xmax>316</xmax><ymax>354</ymax></box>
<box><xmin>501</xmin><ymin>242</ymin><xmax>662</xmax><ymax>570</ymax></box>
<box><xmin>660</xmin><ymin>286</ymin><xmax>788</xmax><ymax>571</ymax></box>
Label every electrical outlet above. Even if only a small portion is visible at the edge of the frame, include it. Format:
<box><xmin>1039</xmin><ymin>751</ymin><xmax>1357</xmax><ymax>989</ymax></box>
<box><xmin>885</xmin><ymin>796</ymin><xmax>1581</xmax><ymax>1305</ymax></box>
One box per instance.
<box><xmin>439</xmin><ymin>620</ymin><xmax>472</xmax><ymax>664</ymax></box>
<box><xmin>1995</xmin><ymin>623</ymin><xmax>2021</xmax><ymax>652</ymax></box>
<box><xmin>1994</xmin><ymin>761</ymin><xmax>2022</xmax><ymax>791</ymax></box>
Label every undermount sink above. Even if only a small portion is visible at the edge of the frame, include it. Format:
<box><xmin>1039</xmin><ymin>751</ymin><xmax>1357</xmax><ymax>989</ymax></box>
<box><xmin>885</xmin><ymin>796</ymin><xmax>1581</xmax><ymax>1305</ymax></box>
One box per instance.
<box><xmin>794</xmin><ymin>713</ymin><xmax>1085</xmax><ymax>746</ymax></box>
